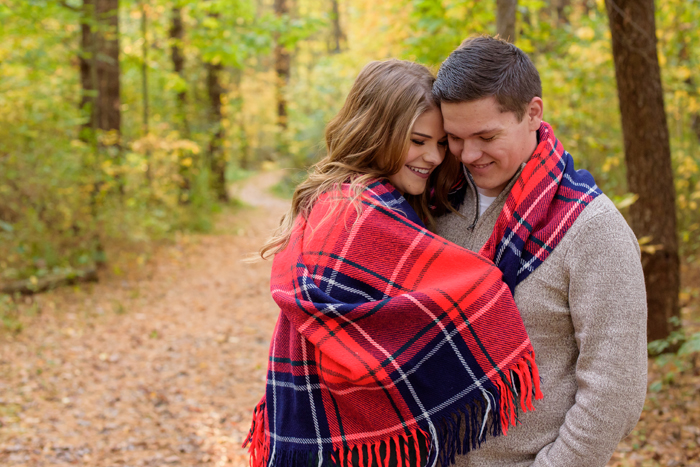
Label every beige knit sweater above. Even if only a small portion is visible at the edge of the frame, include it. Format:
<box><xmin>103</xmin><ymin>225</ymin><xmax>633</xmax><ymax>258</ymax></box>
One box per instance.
<box><xmin>435</xmin><ymin>167</ymin><xmax>648</xmax><ymax>467</ymax></box>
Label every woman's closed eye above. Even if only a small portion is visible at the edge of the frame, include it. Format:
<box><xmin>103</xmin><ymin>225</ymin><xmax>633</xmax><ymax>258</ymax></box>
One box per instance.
<box><xmin>438</xmin><ymin>139</ymin><xmax>448</xmax><ymax>147</ymax></box>
<box><xmin>411</xmin><ymin>139</ymin><xmax>426</xmax><ymax>146</ymax></box>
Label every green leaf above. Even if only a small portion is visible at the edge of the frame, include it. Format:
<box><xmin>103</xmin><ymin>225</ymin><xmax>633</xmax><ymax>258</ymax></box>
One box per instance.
<box><xmin>678</xmin><ymin>333</ymin><xmax>700</xmax><ymax>356</ymax></box>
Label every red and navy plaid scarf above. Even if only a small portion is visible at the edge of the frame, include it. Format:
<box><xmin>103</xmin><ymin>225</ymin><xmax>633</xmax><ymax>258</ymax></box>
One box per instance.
<box><xmin>480</xmin><ymin>121</ymin><xmax>602</xmax><ymax>291</ymax></box>
<box><xmin>244</xmin><ymin>180</ymin><xmax>543</xmax><ymax>467</ymax></box>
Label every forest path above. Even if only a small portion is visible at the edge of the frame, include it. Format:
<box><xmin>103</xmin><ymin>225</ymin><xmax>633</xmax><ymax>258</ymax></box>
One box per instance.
<box><xmin>0</xmin><ymin>171</ymin><xmax>289</xmax><ymax>466</ymax></box>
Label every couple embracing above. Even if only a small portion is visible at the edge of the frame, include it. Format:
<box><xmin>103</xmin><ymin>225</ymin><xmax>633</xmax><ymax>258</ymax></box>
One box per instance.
<box><xmin>244</xmin><ymin>36</ymin><xmax>648</xmax><ymax>467</ymax></box>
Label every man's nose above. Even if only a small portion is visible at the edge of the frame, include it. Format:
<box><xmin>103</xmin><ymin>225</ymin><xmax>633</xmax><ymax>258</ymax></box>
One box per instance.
<box><xmin>460</xmin><ymin>141</ymin><xmax>481</xmax><ymax>164</ymax></box>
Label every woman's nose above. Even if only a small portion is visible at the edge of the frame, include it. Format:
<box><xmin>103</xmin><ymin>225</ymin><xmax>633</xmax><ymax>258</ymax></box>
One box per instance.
<box><xmin>425</xmin><ymin>143</ymin><xmax>445</xmax><ymax>164</ymax></box>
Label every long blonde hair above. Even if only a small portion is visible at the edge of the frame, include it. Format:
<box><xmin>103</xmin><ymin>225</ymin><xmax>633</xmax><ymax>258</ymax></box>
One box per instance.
<box><xmin>260</xmin><ymin>59</ymin><xmax>461</xmax><ymax>259</ymax></box>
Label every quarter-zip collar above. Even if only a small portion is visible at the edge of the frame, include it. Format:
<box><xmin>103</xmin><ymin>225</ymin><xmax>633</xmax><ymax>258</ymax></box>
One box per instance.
<box><xmin>464</xmin><ymin>162</ymin><xmax>527</xmax><ymax>231</ymax></box>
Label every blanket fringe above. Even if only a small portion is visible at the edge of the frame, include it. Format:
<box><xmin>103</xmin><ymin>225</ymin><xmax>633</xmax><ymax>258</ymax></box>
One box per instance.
<box><xmin>242</xmin><ymin>397</ymin><xmax>268</xmax><ymax>467</ymax></box>
<box><xmin>496</xmin><ymin>350</ymin><xmax>543</xmax><ymax>435</ymax></box>
<box><xmin>243</xmin><ymin>352</ymin><xmax>542</xmax><ymax>467</ymax></box>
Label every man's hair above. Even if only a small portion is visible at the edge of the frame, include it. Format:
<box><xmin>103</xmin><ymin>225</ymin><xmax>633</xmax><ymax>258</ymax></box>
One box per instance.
<box><xmin>433</xmin><ymin>35</ymin><xmax>542</xmax><ymax>121</ymax></box>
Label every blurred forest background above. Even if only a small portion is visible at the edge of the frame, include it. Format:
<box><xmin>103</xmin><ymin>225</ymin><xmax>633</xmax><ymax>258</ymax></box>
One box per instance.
<box><xmin>2</xmin><ymin>0</ymin><xmax>700</xmax><ymax>347</ymax></box>
<box><xmin>1</xmin><ymin>0</ymin><xmax>700</xmax><ymax>464</ymax></box>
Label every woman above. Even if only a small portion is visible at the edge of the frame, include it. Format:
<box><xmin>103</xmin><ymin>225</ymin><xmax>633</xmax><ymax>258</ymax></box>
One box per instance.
<box><xmin>244</xmin><ymin>59</ymin><xmax>541</xmax><ymax>467</ymax></box>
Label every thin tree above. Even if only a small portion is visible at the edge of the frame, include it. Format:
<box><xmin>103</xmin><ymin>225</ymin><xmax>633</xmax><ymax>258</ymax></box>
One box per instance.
<box><xmin>72</xmin><ymin>0</ymin><xmax>120</xmax><ymax>144</ymax></box>
<box><xmin>605</xmin><ymin>0</ymin><xmax>680</xmax><ymax>343</ymax></box>
<box><xmin>70</xmin><ymin>0</ymin><xmax>120</xmax><ymax>266</ymax></box>
<box><xmin>205</xmin><ymin>4</ymin><xmax>228</xmax><ymax>202</ymax></box>
<box><xmin>274</xmin><ymin>0</ymin><xmax>290</xmax><ymax>135</ymax></box>
<box><xmin>141</xmin><ymin>1</ymin><xmax>151</xmax><ymax>183</ymax></box>
<box><xmin>496</xmin><ymin>0</ymin><xmax>517</xmax><ymax>43</ymax></box>
<box><xmin>141</xmin><ymin>1</ymin><xmax>149</xmax><ymax>136</ymax></box>
<box><xmin>170</xmin><ymin>2</ymin><xmax>193</xmax><ymax>203</ymax></box>
<box><xmin>329</xmin><ymin>0</ymin><xmax>345</xmax><ymax>54</ymax></box>
<box><xmin>206</xmin><ymin>58</ymin><xmax>227</xmax><ymax>201</ymax></box>
<box><xmin>553</xmin><ymin>0</ymin><xmax>569</xmax><ymax>25</ymax></box>
<box><xmin>170</xmin><ymin>2</ymin><xmax>189</xmax><ymax>137</ymax></box>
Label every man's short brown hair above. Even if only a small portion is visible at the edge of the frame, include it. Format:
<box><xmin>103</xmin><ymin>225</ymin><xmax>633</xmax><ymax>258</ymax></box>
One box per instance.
<box><xmin>432</xmin><ymin>35</ymin><xmax>542</xmax><ymax>121</ymax></box>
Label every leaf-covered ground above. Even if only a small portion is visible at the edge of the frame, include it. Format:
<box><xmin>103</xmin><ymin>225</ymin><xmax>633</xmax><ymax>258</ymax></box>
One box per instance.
<box><xmin>1</xmin><ymin>171</ymin><xmax>699</xmax><ymax>466</ymax></box>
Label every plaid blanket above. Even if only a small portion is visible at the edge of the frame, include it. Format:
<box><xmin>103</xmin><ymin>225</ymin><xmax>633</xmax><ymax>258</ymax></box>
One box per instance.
<box><xmin>244</xmin><ymin>181</ymin><xmax>542</xmax><ymax>467</ymax></box>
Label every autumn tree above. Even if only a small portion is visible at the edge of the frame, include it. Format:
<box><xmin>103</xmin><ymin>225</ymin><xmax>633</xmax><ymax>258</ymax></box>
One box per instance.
<box><xmin>605</xmin><ymin>0</ymin><xmax>680</xmax><ymax>343</ymax></box>
<box><xmin>170</xmin><ymin>2</ymin><xmax>189</xmax><ymax>137</ymax></box>
<box><xmin>496</xmin><ymin>0</ymin><xmax>517</xmax><ymax>43</ymax></box>
<box><xmin>329</xmin><ymin>0</ymin><xmax>345</xmax><ymax>53</ymax></box>
<box><xmin>274</xmin><ymin>0</ymin><xmax>290</xmax><ymax>136</ymax></box>
<box><xmin>79</xmin><ymin>0</ymin><xmax>121</xmax><ymax>144</ymax></box>
<box><xmin>170</xmin><ymin>1</ymin><xmax>193</xmax><ymax>202</ymax></box>
<box><xmin>204</xmin><ymin>2</ymin><xmax>228</xmax><ymax>202</ymax></box>
<box><xmin>552</xmin><ymin>0</ymin><xmax>569</xmax><ymax>25</ymax></box>
<box><xmin>140</xmin><ymin>1</ymin><xmax>149</xmax><ymax>136</ymax></box>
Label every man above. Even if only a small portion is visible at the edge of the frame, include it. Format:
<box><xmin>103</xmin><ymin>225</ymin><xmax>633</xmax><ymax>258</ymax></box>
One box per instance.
<box><xmin>433</xmin><ymin>36</ymin><xmax>648</xmax><ymax>466</ymax></box>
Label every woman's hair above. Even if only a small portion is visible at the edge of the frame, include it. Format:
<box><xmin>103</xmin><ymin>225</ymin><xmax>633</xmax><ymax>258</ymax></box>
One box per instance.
<box><xmin>260</xmin><ymin>59</ymin><xmax>461</xmax><ymax>259</ymax></box>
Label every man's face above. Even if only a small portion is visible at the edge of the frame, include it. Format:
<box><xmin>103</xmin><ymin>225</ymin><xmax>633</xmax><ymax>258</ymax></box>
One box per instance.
<box><xmin>441</xmin><ymin>96</ymin><xmax>543</xmax><ymax>197</ymax></box>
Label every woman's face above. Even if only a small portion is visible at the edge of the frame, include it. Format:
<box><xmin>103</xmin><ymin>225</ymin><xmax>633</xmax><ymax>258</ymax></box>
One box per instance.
<box><xmin>388</xmin><ymin>107</ymin><xmax>448</xmax><ymax>195</ymax></box>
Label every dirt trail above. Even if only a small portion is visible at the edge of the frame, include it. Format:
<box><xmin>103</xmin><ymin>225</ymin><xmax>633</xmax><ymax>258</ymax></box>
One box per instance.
<box><xmin>0</xmin><ymin>171</ymin><xmax>289</xmax><ymax>466</ymax></box>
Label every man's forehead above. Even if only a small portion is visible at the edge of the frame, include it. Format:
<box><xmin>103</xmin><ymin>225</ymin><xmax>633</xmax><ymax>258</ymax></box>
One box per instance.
<box><xmin>441</xmin><ymin>98</ymin><xmax>507</xmax><ymax>135</ymax></box>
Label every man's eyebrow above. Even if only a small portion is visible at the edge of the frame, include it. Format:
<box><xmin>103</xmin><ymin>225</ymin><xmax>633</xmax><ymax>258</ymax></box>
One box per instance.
<box><xmin>469</xmin><ymin>127</ymin><xmax>501</xmax><ymax>137</ymax></box>
<box><xmin>445</xmin><ymin>127</ymin><xmax>501</xmax><ymax>138</ymax></box>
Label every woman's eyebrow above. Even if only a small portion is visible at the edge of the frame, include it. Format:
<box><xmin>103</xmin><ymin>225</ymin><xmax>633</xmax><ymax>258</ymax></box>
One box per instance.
<box><xmin>412</xmin><ymin>132</ymin><xmax>432</xmax><ymax>138</ymax></box>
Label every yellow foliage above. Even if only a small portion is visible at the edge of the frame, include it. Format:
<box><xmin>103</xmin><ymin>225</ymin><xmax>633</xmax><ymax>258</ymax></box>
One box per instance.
<box><xmin>576</xmin><ymin>26</ymin><xmax>595</xmax><ymax>41</ymax></box>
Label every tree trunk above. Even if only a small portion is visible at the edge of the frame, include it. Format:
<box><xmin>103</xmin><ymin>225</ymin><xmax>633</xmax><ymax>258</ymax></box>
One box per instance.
<box><xmin>329</xmin><ymin>0</ymin><xmax>344</xmax><ymax>54</ymax></box>
<box><xmin>206</xmin><ymin>55</ymin><xmax>227</xmax><ymax>202</ymax></box>
<box><xmin>79</xmin><ymin>0</ymin><xmax>121</xmax><ymax>152</ymax></box>
<box><xmin>100</xmin><ymin>0</ymin><xmax>120</xmax><ymax>138</ymax></box>
<box><xmin>274</xmin><ymin>0</ymin><xmax>290</xmax><ymax>131</ymax></box>
<box><xmin>78</xmin><ymin>0</ymin><xmax>119</xmax><ymax>267</ymax></box>
<box><xmin>553</xmin><ymin>0</ymin><xmax>569</xmax><ymax>25</ymax></box>
<box><xmin>141</xmin><ymin>1</ymin><xmax>149</xmax><ymax>136</ymax></box>
<box><xmin>605</xmin><ymin>0</ymin><xmax>680</xmax><ymax>344</ymax></box>
<box><xmin>170</xmin><ymin>5</ymin><xmax>189</xmax><ymax>137</ymax></box>
<box><xmin>80</xmin><ymin>0</ymin><xmax>98</xmax><ymax>141</ymax></box>
<box><xmin>141</xmin><ymin>2</ymin><xmax>151</xmax><ymax>184</ymax></box>
<box><xmin>170</xmin><ymin>4</ymin><xmax>192</xmax><ymax>203</ymax></box>
<box><xmin>496</xmin><ymin>0</ymin><xmax>517</xmax><ymax>43</ymax></box>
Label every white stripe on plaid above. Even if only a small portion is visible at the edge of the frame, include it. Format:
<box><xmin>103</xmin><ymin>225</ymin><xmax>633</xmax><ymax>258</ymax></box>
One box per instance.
<box><xmin>267</xmin><ymin>328</ymin><xmax>279</xmax><ymax>467</ymax></box>
<box><xmin>324</xmin><ymin>202</ymin><xmax>373</xmax><ymax>296</ymax></box>
<box><xmin>301</xmin><ymin>285</ymin><xmax>328</xmax><ymax>459</ymax></box>
<box><xmin>516</xmin><ymin>181</ymin><xmax>600</xmax><ymax>276</ymax></box>
<box><xmin>383</xmin><ymin>229</ymin><xmax>426</xmax><ymax>299</ymax></box>
<box><xmin>310</xmin><ymin>274</ymin><xmax>378</xmax><ymax>302</ymax></box>
<box><xmin>493</xmin><ymin>169</ymin><xmax>562</xmax><ymax>266</ymax></box>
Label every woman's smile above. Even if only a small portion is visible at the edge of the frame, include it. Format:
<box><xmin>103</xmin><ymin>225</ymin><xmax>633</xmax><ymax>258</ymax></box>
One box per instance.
<box><xmin>407</xmin><ymin>164</ymin><xmax>432</xmax><ymax>178</ymax></box>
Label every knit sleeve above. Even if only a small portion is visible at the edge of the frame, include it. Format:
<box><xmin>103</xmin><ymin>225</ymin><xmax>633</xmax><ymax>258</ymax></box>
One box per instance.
<box><xmin>531</xmin><ymin>207</ymin><xmax>648</xmax><ymax>467</ymax></box>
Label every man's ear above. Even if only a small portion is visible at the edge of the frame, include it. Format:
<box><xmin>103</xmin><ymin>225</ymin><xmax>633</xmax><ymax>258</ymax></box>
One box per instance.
<box><xmin>526</xmin><ymin>97</ymin><xmax>543</xmax><ymax>131</ymax></box>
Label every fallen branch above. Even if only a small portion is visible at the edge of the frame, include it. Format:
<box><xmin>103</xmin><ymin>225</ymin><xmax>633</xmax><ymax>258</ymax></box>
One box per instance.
<box><xmin>0</xmin><ymin>268</ymin><xmax>98</xmax><ymax>295</ymax></box>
